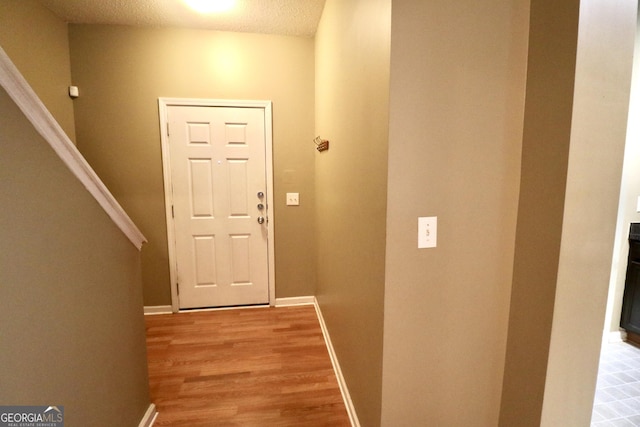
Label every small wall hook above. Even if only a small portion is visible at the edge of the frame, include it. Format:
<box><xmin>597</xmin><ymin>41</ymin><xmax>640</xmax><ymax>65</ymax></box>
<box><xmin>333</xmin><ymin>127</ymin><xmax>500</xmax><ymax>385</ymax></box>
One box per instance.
<box><xmin>313</xmin><ymin>136</ymin><xmax>329</xmax><ymax>152</ymax></box>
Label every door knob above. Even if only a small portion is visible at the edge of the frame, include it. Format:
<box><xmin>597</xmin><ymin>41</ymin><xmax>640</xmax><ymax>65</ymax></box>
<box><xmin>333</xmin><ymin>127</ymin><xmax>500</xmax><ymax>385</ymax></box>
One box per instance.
<box><xmin>257</xmin><ymin>191</ymin><xmax>264</xmax><ymax>198</ymax></box>
<box><xmin>257</xmin><ymin>203</ymin><xmax>264</xmax><ymax>210</ymax></box>
<box><xmin>257</xmin><ymin>216</ymin><xmax>265</xmax><ymax>224</ymax></box>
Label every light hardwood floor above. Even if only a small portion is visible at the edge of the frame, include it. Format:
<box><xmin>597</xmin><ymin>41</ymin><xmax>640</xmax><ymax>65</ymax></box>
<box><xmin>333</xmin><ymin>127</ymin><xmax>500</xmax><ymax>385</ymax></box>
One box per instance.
<box><xmin>145</xmin><ymin>305</ymin><xmax>351</xmax><ymax>426</ymax></box>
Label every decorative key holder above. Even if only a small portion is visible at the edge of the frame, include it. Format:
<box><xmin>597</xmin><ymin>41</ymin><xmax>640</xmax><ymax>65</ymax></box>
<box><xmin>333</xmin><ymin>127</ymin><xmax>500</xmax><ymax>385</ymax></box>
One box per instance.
<box><xmin>313</xmin><ymin>136</ymin><xmax>329</xmax><ymax>152</ymax></box>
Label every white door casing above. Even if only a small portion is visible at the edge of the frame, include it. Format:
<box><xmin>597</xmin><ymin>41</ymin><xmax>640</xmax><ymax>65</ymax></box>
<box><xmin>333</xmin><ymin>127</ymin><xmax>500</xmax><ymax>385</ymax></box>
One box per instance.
<box><xmin>159</xmin><ymin>98</ymin><xmax>275</xmax><ymax>311</ymax></box>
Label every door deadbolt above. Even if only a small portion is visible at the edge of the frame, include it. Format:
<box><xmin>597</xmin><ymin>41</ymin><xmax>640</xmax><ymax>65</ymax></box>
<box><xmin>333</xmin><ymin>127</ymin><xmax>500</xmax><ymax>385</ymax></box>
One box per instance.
<box><xmin>257</xmin><ymin>203</ymin><xmax>264</xmax><ymax>210</ymax></box>
<box><xmin>257</xmin><ymin>216</ymin><xmax>265</xmax><ymax>224</ymax></box>
<box><xmin>257</xmin><ymin>191</ymin><xmax>264</xmax><ymax>198</ymax></box>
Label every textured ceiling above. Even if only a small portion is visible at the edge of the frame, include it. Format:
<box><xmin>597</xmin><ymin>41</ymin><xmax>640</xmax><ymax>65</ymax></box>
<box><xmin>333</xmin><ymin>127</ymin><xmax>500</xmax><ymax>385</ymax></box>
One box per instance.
<box><xmin>39</xmin><ymin>0</ymin><xmax>326</xmax><ymax>37</ymax></box>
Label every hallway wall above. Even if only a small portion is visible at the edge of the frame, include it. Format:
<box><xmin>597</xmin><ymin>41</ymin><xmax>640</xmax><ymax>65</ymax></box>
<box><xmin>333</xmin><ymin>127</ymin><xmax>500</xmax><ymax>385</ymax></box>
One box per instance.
<box><xmin>382</xmin><ymin>0</ymin><xmax>528</xmax><ymax>424</ymax></box>
<box><xmin>0</xmin><ymin>86</ymin><xmax>150</xmax><ymax>426</ymax></box>
<box><xmin>499</xmin><ymin>1</ymin><xmax>581</xmax><ymax>424</ymax></box>
<box><xmin>540</xmin><ymin>1</ymin><xmax>636</xmax><ymax>424</ymax></box>
<box><xmin>605</xmin><ymin>9</ymin><xmax>640</xmax><ymax>342</ymax></box>
<box><xmin>314</xmin><ymin>0</ymin><xmax>391</xmax><ymax>425</ymax></box>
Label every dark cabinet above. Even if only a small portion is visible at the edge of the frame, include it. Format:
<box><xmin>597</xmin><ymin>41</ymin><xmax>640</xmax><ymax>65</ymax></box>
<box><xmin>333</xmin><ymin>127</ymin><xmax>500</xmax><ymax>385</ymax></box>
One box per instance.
<box><xmin>620</xmin><ymin>224</ymin><xmax>640</xmax><ymax>337</ymax></box>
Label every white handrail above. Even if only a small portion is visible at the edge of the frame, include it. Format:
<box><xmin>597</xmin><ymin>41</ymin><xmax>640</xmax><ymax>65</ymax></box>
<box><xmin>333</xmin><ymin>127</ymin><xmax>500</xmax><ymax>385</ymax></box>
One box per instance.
<box><xmin>0</xmin><ymin>46</ymin><xmax>147</xmax><ymax>250</ymax></box>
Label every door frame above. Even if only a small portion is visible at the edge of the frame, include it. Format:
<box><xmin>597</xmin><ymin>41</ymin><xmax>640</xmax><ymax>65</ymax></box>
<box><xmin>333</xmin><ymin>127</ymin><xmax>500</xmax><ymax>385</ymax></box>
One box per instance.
<box><xmin>158</xmin><ymin>98</ymin><xmax>275</xmax><ymax>312</ymax></box>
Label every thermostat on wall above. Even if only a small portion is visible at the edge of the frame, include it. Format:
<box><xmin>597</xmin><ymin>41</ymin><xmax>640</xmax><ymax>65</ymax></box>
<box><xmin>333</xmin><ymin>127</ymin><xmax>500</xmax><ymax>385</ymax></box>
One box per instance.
<box><xmin>68</xmin><ymin>86</ymin><xmax>79</xmax><ymax>99</ymax></box>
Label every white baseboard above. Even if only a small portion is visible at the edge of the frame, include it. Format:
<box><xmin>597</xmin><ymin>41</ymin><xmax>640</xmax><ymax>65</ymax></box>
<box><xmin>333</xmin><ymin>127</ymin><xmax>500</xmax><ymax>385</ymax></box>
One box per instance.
<box><xmin>605</xmin><ymin>329</ymin><xmax>627</xmax><ymax>344</ymax></box>
<box><xmin>144</xmin><ymin>305</ymin><xmax>172</xmax><ymax>315</ymax></box>
<box><xmin>147</xmin><ymin>298</ymin><xmax>314</xmax><ymax>313</ymax></box>
<box><xmin>146</xmin><ymin>298</ymin><xmax>313</xmax><ymax>314</ymax></box>
<box><xmin>138</xmin><ymin>403</ymin><xmax>157</xmax><ymax>427</ymax></box>
<box><xmin>312</xmin><ymin>297</ymin><xmax>360</xmax><ymax>427</ymax></box>
<box><xmin>274</xmin><ymin>296</ymin><xmax>315</xmax><ymax>307</ymax></box>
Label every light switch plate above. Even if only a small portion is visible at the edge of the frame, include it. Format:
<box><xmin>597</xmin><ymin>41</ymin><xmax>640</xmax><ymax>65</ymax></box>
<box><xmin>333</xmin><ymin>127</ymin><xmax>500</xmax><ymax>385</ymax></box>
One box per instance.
<box><xmin>286</xmin><ymin>193</ymin><xmax>299</xmax><ymax>206</ymax></box>
<box><xmin>418</xmin><ymin>216</ymin><xmax>437</xmax><ymax>248</ymax></box>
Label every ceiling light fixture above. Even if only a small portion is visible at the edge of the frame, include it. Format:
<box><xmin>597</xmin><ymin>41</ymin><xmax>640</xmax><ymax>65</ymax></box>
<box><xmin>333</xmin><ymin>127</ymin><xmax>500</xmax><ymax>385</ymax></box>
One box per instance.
<box><xmin>183</xmin><ymin>0</ymin><xmax>236</xmax><ymax>14</ymax></box>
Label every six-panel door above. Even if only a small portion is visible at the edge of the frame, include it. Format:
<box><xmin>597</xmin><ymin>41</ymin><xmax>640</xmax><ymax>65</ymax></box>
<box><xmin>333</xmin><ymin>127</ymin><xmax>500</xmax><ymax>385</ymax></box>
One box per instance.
<box><xmin>167</xmin><ymin>105</ymin><xmax>269</xmax><ymax>309</ymax></box>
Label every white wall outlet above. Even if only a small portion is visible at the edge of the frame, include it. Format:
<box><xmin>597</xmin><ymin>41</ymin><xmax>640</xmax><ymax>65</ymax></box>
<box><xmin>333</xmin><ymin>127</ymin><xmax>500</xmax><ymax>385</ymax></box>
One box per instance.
<box><xmin>418</xmin><ymin>216</ymin><xmax>437</xmax><ymax>249</ymax></box>
<box><xmin>286</xmin><ymin>193</ymin><xmax>300</xmax><ymax>206</ymax></box>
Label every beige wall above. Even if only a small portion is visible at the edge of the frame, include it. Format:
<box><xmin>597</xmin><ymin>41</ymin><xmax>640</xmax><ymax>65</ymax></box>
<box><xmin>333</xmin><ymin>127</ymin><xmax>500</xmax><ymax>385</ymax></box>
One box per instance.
<box><xmin>541</xmin><ymin>1</ymin><xmax>636</xmax><ymax>424</ymax></box>
<box><xmin>499</xmin><ymin>1</ymin><xmax>636</xmax><ymax>425</ymax></box>
<box><xmin>314</xmin><ymin>0</ymin><xmax>390</xmax><ymax>425</ymax></box>
<box><xmin>68</xmin><ymin>25</ymin><xmax>316</xmax><ymax>306</ymax></box>
<box><xmin>605</xmin><ymin>11</ymin><xmax>640</xmax><ymax>341</ymax></box>
<box><xmin>382</xmin><ymin>0</ymin><xmax>528</xmax><ymax>425</ymax></box>
<box><xmin>0</xmin><ymin>0</ymin><xmax>76</xmax><ymax>142</ymax></box>
<box><xmin>0</xmin><ymin>86</ymin><xmax>150</xmax><ymax>426</ymax></box>
<box><xmin>499</xmin><ymin>0</ymin><xmax>580</xmax><ymax>424</ymax></box>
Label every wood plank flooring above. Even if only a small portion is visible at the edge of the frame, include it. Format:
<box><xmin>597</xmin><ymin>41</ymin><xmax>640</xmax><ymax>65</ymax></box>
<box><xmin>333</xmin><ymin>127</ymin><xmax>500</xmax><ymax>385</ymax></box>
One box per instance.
<box><xmin>145</xmin><ymin>305</ymin><xmax>351</xmax><ymax>426</ymax></box>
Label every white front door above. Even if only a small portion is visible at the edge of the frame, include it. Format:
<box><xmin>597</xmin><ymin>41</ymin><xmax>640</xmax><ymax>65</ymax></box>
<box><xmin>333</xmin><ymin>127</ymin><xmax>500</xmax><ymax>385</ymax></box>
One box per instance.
<box><xmin>162</xmin><ymin>102</ymin><xmax>272</xmax><ymax>309</ymax></box>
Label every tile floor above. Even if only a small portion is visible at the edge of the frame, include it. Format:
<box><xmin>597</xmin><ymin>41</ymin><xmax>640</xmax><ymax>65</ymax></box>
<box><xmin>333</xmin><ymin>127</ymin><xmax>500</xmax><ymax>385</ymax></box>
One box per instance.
<box><xmin>592</xmin><ymin>341</ymin><xmax>640</xmax><ymax>426</ymax></box>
